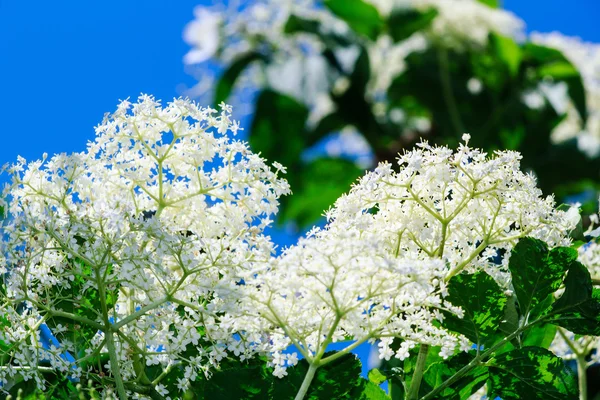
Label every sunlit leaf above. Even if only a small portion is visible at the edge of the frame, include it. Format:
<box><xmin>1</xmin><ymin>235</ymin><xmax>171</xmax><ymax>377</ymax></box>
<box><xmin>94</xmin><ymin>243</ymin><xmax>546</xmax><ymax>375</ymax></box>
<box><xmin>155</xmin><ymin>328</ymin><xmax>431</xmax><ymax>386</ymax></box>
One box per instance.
<box><xmin>420</xmin><ymin>352</ymin><xmax>488</xmax><ymax>399</ymax></box>
<box><xmin>325</xmin><ymin>0</ymin><xmax>384</xmax><ymax>40</ymax></box>
<box><xmin>283</xmin><ymin>157</ymin><xmax>363</xmax><ymax>226</ymax></box>
<box><xmin>508</xmin><ymin>238</ymin><xmax>573</xmax><ymax>320</ymax></box>
<box><xmin>491</xmin><ymin>34</ymin><xmax>522</xmax><ymax>77</ymax></box>
<box><xmin>443</xmin><ymin>272</ymin><xmax>507</xmax><ymax>347</ymax></box>
<box><xmin>368</xmin><ymin>368</ymin><xmax>387</xmax><ymax>385</ymax></box>
<box><xmin>550</xmin><ymin>261</ymin><xmax>600</xmax><ymax>335</ymax></box>
<box><xmin>487</xmin><ymin>347</ymin><xmax>578</xmax><ymax>400</ymax></box>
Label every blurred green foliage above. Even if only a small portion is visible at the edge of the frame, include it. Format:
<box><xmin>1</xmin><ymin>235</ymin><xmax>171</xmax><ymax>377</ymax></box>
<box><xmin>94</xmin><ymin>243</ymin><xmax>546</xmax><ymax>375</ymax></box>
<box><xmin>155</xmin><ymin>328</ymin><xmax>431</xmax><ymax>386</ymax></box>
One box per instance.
<box><xmin>215</xmin><ymin>0</ymin><xmax>599</xmax><ymax>227</ymax></box>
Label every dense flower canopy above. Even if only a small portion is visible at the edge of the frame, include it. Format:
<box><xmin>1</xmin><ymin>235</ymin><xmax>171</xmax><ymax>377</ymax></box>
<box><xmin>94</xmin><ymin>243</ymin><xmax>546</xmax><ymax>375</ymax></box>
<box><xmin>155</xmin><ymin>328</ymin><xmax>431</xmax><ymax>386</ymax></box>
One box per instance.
<box><xmin>324</xmin><ymin>136</ymin><xmax>577</xmax><ymax>285</ymax></box>
<box><xmin>232</xmin><ymin>136</ymin><xmax>578</xmax><ymax>379</ymax></box>
<box><xmin>0</xmin><ymin>96</ymin><xmax>290</xmax><ymax>393</ymax></box>
<box><xmin>237</xmin><ymin>229</ymin><xmax>466</xmax><ymax>378</ymax></box>
<box><xmin>0</xmin><ymin>94</ymin><xmax>590</xmax><ymax>400</ymax></box>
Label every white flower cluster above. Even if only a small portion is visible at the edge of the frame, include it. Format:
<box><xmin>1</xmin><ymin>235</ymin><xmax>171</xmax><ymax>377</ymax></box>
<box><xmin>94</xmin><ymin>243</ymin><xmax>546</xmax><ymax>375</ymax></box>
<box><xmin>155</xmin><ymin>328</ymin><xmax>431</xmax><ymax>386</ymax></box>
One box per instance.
<box><xmin>232</xmin><ymin>136</ymin><xmax>576</xmax><ymax>375</ymax></box>
<box><xmin>577</xmin><ymin>241</ymin><xmax>600</xmax><ymax>281</ymax></box>
<box><xmin>182</xmin><ymin>0</ymin><xmax>523</xmax><ymax>133</ymax></box>
<box><xmin>0</xmin><ymin>95</ymin><xmax>290</xmax><ymax>393</ymax></box>
<box><xmin>183</xmin><ymin>0</ymin><xmax>332</xmax><ymax>108</ymax></box>
<box><xmin>412</xmin><ymin>0</ymin><xmax>524</xmax><ymax>50</ymax></box>
<box><xmin>236</xmin><ymin>228</ymin><xmax>467</xmax><ymax>378</ymax></box>
<box><xmin>530</xmin><ymin>32</ymin><xmax>600</xmax><ymax>157</ymax></box>
<box><xmin>323</xmin><ymin>136</ymin><xmax>576</xmax><ymax>286</ymax></box>
<box><xmin>0</xmin><ymin>95</ymin><xmax>578</xmax><ymax>394</ymax></box>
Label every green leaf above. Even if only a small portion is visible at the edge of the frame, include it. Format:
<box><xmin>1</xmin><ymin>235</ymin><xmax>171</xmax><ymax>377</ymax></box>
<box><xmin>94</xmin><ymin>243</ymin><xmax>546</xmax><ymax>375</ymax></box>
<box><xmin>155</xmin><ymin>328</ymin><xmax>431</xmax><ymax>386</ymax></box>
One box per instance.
<box><xmin>552</xmin><ymin>261</ymin><xmax>592</xmax><ymax>312</ymax></box>
<box><xmin>443</xmin><ymin>272</ymin><xmax>507</xmax><ymax>347</ymax></box>
<box><xmin>550</xmin><ymin>261</ymin><xmax>600</xmax><ymax>335</ymax></box>
<box><xmin>508</xmin><ymin>238</ymin><xmax>572</xmax><ymax>319</ymax></box>
<box><xmin>284</xmin><ymin>14</ymin><xmax>351</xmax><ymax>48</ymax></box>
<box><xmin>420</xmin><ymin>352</ymin><xmax>488</xmax><ymax>399</ymax></box>
<box><xmin>325</xmin><ymin>0</ymin><xmax>384</xmax><ymax>40</ymax></box>
<box><xmin>522</xmin><ymin>323</ymin><xmax>558</xmax><ymax>348</ymax></box>
<box><xmin>368</xmin><ymin>368</ymin><xmax>387</xmax><ymax>385</ymax></box>
<box><xmin>195</xmin><ymin>357</ymin><xmax>274</xmax><ymax>399</ymax></box>
<box><xmin>284</xmin><ymin>14</ymin><xmax>320</xmax><ymax>35</ymax></box>
<box><xmin>271</xmin><ymin>352</ymin><xmax>363</xmax><ymax>399</ymax></box>
<box><xmin>283</xmin><ymin>157</ymin><xmax>363</xmax><ymax>226</ymax></box>
<box><xmin>491</xmin><ymin>34</ymin><xmax>522</xmax><ymax>77</ymax></box>
<box><xmin>487</xmin><ymin>347</ymin><xmax>578</xmax><ymax>399</ymax></box>
<box><xmin>331</xmin><ymin>47</ymin><xmax>384</xmax><ymax>143</ymax></box>
<box><xmin>351</xmin><ymin>380</ymin><xmax>391</xmax><ymax>400</ymax></box>
<box><xmin>249</xmin><ymin>89</ymin><xmax>309</xmax><ymax>184</ymax></box>
<box><xmin>499</xmin><ymin>293</ymin><xmax>520</xmax><ymax>336</ymax></box>
<box><xmin>214</xmin><ymin>52</ymin><xmax>266</xmax><ymax>106</ymax></box>
<box><xmin>537</xmin><ymin>61</ymin><xmax>579</xmax><ymax>79</ymax></box>
<box><xmin>388</xmin><ymin>9</ymin><xmax>438</xmax><ymax>43</ymax></box>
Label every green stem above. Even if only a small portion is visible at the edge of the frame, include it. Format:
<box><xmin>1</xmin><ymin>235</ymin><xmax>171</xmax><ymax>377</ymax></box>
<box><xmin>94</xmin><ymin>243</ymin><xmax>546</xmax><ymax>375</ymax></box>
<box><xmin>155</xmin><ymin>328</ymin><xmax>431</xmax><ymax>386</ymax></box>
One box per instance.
<box><xmin>438</xmin><ymin>47</ymin><xmax>465</xmax><ymax>136</ymax></box>
<box><xmin>113</xmin><ymin>296</ymin><xmax>169</xmax><ymax>329</ymax></box>
<box><xmin>105</xmin><ymin>330</ymin><xmax>128</xmax><ymax>399</ymax></box>
<box><xmin>295</xmin><ymin>363</ymin><xmax>318</xmax><ymax>400</ymax></box>
<box><xmin>407</xmin><ymin>344</ymin><xmax>429</xmax><ymax>400</ymax></box>
<box><xmin>445</xmin><ymin>240</ymin><xmax>488</xmax><ymax>282</ymax></box>
<box><xmin>559</xmin><ymin>328</ymin><xmax>588</xmax><ymax>400</ymax></box>
<box><xmin>96</xmin><ymin>265</ymin><xmax>128</xmax><ymax>399</ymax></box>
<box><xmin>293</xmin><ymin>315</ymin><xmax>343</xmax><ymax>400</ymax></box>
<box><xmin>576</xmin><ymin>355</ymin><xmax>588</xmax><ymax>400</ymax></box>
<box><xmin>43</xmin><ymin>308</ymin><xmax>104</xmax><ymax>331</ymax></box>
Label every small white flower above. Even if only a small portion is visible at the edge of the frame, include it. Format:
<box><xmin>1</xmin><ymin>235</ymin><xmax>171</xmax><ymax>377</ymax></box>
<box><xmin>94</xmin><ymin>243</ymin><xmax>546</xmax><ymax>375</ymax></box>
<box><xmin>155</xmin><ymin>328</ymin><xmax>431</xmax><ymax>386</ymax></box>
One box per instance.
<box><xmin>183</xmin><ymin>7</ymin><xmax>221</xmax><ymax>64</ymax></box>
<box><xmin>467</xmin><ymin>78</ymin><xmax>483</xmax><ymax>94</ymax></box>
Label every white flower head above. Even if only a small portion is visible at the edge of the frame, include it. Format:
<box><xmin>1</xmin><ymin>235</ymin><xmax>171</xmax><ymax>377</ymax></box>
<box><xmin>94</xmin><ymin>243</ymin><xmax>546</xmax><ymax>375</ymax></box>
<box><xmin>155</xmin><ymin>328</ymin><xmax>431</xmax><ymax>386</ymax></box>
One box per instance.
<box><xmin>324</xmin><ymin>140</ymin><xmax>575</xmax><ymax>284</ymax></box>
<box><xmin>0</xmin><ymin>95</ymin><xmax>290</xmax><ymax>388</ymax></box>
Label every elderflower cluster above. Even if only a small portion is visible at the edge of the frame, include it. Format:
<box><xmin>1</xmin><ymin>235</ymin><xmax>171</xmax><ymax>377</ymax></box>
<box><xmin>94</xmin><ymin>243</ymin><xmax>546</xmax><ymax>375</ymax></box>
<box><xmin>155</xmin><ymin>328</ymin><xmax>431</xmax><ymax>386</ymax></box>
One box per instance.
<box><xmin>183</xmin><ymin>0</ymin><xmax>333</xmax><ymax>109</ymax></box>
<box><xmin>0</xmin><ymin>95</ymin><xmax>290</xmax><ymax>393</ymax></box>
<box><xmin>231</xmin><ymin>136</ymin><xmax>575</xmax><ymax>374</ymax></box>
<box><xmin>530</xmin><ymin>32</ymin><xmax>600</xmax><ymax>157</ymax></box>
<box><xmin>236</xmin><ymin>228</ymin><xmax>468</xmax><ymax>378</ymax></box>
<box><xmin>411</xmin><ymin>0</ymin><xmax>524</xmax><ymax>50</ymax></box>
<box><xmin>315</xmin><ymin>137</ymin><xmax>576</xmax><ymax>361</ymax></box>
<box><xmin>182</xmin><ymin>0</ymin><xmax>522</xmax><ymax>130</ymax></box>
<box><xmin>323</xmin><ymin>136</ymin><xmax>576</xmax><ymax>287</ymax></box>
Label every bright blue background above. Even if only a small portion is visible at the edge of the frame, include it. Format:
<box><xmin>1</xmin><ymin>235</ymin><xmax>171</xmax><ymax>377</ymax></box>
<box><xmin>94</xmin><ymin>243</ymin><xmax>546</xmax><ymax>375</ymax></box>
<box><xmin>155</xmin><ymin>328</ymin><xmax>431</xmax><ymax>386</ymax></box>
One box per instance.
<box><xmin>0</xmin><ymin>0</ymin><xmax>598</xmax><ymax>381</ymax></box>
<box><xmin>1</xmin><ymin>0</ymin><xmax>599</xmax><ymax>167</ymax></box>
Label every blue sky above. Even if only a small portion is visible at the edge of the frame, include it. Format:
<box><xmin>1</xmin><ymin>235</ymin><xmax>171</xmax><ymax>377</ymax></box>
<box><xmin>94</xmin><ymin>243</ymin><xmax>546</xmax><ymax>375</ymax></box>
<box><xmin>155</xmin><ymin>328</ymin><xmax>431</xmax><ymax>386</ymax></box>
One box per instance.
<box><xmin>0</xmin><ymin>0</ymin><xmax>599</xmax><ymax>380</ymax></box>
<box><xmin>1</xmin><ymin>0</ymin><xmax>599</xmax><ymax>169</ymax></box>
